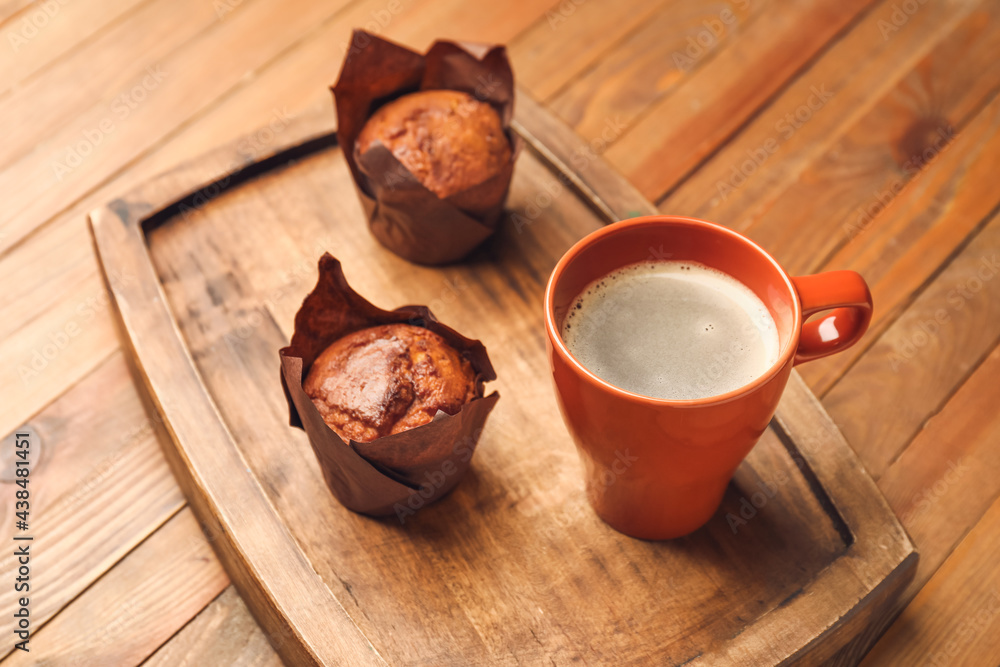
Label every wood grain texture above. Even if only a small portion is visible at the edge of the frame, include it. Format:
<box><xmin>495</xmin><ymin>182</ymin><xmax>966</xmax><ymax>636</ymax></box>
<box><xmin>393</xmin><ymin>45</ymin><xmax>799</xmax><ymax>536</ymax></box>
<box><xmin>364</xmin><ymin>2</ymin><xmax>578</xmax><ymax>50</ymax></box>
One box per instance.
<box><xmin>2</xmin><ymin>508</ymin><xmax>229</xmax><ymax>667</ymax></box>
<box><xmin>603</xmin><ymin>0</ymin><xmax>876</xmax><ymax>201</ymax></box>
<box><xmin>385</xmin><ymin>0</ymin><xmax>553</xmax><ymax>50</ymax></box>
<box><xmin>0</xmin><ymin>0</ymin><xmax>219</xmax><ymax>175</ymax></box>
<box><xmin>765</xmin><ymin>373</ymin><xmax>917</xmax><ymax>667</ymax></box>
<box><xmin>90</xmin><ymin>97</ymin><xmax>913</xmax><ymax>664</ymax></box>
<box><xmin>144</xmin><ymin>587</ymin><xmax>283</xmax><ymax>667</ymax></box>
<box><xmin>878</xmin><ymin>342</ymin><xmax>1000</xmax><ymax>601</ymax></box>
<box><xmin>799</xmin><ymin>89</ymin><xmax>1000</xmax><ymax>396</ymax></box>
<box><xmin>509</xmin><ymin>0</ymin><xmax>675</xmax><ymax>102</ymax></box>
<box><xmin>823</xmin><ymin>208</ymin><xmax>1000</xmax><ymax>478</ymax></box>
<box><xmin>739</xmin><ymin>2</ymin><xmax>1000</xmax><ymax>277</ymax></box>
<box><xmin>659</xmin><ymin>0</ymin><xmax>980</xmax><ymax>222</ymax></box>
<box><xmin>862</xmin><ymin>493</ymin><xmax>1000</xmax><ymax>666</ymax></box>
<box><xmin>0</xmin><ymin>209</ymin><xmax>121</xmax><ymax>441</ymax></box>
<box><xmin>0</xmin><ymin>0</ymin><xmax>356</xmax><ymax>254</ymax></box>
<box><xmin>0</xmin><ymin>0</ymin><xmax>147</xmax><ymax>92</ymax></box>
<box><xmin>547</xmin><ymin>0</ymin><xmax>768</xmax><ymax>143</ymax></box>
<box><xmin>0</xmin><ymin>352</ymin><xmax>184</xmax><ymax>658</ymax></box>
<box><xmin>821</xmin><ymin>348</ymin><xmax>1000</xmax><ymax>665</ymax></box>
<box><xmin>0</xmin><ymin>347</ymin><xmax>133</xmax><ymax>521</ymax></box>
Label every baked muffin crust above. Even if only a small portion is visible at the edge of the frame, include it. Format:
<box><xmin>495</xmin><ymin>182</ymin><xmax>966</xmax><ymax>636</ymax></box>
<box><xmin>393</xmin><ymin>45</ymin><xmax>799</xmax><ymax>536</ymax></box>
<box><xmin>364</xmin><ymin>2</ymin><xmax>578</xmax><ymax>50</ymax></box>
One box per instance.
<box><xmin>304</xmin><ymin>323</ymin><xmax>478</xmax><ymax>442</ymax></box>
<box><xmin>356</xmin><ymin>89</ymin><xmax>511</xmax><ymax>199</ymax></box>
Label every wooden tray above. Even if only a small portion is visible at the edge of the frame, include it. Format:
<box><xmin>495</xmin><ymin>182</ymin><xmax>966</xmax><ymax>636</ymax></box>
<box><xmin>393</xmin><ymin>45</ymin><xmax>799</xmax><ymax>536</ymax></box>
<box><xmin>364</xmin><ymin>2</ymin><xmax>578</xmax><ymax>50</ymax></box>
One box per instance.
<box><xmin>90</xmin><ymin>93</ymin><xmax>916</xmax><ymax>666</ymax></box>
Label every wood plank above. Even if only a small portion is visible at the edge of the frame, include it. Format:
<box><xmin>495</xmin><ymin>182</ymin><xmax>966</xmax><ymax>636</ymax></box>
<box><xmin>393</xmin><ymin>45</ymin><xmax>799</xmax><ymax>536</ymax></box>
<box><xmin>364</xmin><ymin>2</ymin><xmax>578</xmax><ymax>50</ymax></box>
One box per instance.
<box><xmin>143</xmin><ymin>587</ymin><xmax>283</xmax><ymax>667</ymax></box>
<box><xmin>658</xmin><ymin>0</ymin><xmax>980</xmax><ymax>222</ymax></box>
<box><xmin>0</xmin><ymin>0</ymin><xmax>220</xmax><ymax>174</ymax></box>
<box><xmin>2</xmin><ymin>508</ymin><xmax>229</xmax><ymax>666</ymax></box>
<box><xmin>798</xmin><ymin>90</ymin><xmax>1000</xmax><ymax>396</ymax></box>
<box><xmin>511</xmin><ymin>91</ymin><xmax>656</xmax><ymax>222</ymax></box>
<box><xmin>0</xmin><ymin>351</ymin><xmax>185</xmax><ymax>657</ymax></box>
<box><xmin>879</xmin><ymin>342</ymin><xmax>1000</xmax><ymax>600</ymax></box>
<box><xmin>862</xmin><ymin>494</ymin><xmax>1000</xmax><ymax>666</ymax></box>
<box><xmin>0</xmin><ymin>0</ymin><xmax>357</xmax><ymax>254</ymax></box>
<box><xmin>823</xmin><ymin>208</ymin><xmax>1000</xmax><ymax>479</ymax></box>
<box><xmin>604</xmin><ymin>0</ymin><xmax>877</xmax><ymax>201</ymax></box>
<box><xmin>0</xmin><ymin>328</ymin><xmax>122</xmax><ymax>512</ymax></box>
<box><xmin>546</xmin><ymin>0</ymin><xmax>768</xmax><ymax>143</ymax></box>
<box><xmin>740</xmin><ymin>4</ymin><xmax>1000</xmax><ymax>277</ymax></box>
<box><xmin>0</xmin><ymin>352</ymin><xmax>147</xmax><ymax>527</ymax></box>
<box><xmin>390</xmin><ymin>0</ymin><xmax>554</xmax><ymax>49</ymax></box>
<box><xmin>509</xmin><ymin>0</ymin><xmax>673</xmax><ymax>102</ymax></box>
<box><xmin>0</xmin><ymin>0</ymin><xmax>147</xmax><ymax>93</ymax></box>
<box><xmin>0</xmin><ymin>212</ymin><xmax>121</xmax><ymax>440</ymax></box>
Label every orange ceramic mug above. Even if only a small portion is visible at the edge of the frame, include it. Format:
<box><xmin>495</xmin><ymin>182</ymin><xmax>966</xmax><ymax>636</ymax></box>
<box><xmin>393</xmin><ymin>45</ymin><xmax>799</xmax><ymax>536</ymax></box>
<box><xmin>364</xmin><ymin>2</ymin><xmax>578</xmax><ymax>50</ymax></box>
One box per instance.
<box><xmin>544</xmin><ymin>215</ymin><xmax>872</xmax><ymax>539</ymax></box>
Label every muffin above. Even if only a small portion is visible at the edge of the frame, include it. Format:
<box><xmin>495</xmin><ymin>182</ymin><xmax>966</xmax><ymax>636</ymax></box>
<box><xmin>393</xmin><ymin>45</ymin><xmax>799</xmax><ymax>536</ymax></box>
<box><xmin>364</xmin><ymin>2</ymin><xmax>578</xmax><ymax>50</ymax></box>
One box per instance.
<box><xmin>303</xmin><ymin>323</ymin><xmax>479</xmax><ymax>443</ymax></box>
<box><xmin>333</xmin><ymin>32</ymin><xmax>519</xmax><ymax>265</ymax></box>
<box><xmin>356</xmin><ymin>89</ymin><xmax>512</xmax><ymax>209</ymax></box>
<box><xmin>280</xmin><ymin>253</ymin><xmax>500</xmax><ymax>516</ymax></box>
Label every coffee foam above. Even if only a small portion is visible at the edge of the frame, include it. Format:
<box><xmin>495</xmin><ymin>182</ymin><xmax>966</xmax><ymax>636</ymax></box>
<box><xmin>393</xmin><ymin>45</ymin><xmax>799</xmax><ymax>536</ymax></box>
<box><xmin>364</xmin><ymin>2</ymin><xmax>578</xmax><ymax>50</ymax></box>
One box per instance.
<box><xmin>561</xmin><ymin>260</ymin><xmax>780</xmax><ymax>400</ymax></box>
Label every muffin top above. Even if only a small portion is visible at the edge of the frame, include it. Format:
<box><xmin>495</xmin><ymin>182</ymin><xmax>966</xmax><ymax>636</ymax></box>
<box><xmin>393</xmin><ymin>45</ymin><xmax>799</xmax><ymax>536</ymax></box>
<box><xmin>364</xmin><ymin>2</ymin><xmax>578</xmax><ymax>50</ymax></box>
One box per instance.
<box><xmin>303</xmin><ymin>323</ymin><xmax>478</xmax><ymax>443</ymax></box>
<box><xmin>356</xmin><ymin>89</ymin><xmax>511</xmax><ymax>199</ymax></box>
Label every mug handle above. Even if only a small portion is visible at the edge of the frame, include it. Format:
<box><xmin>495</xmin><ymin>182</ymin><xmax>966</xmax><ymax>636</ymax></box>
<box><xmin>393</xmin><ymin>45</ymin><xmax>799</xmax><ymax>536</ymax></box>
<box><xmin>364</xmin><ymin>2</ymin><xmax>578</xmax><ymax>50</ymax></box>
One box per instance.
<box><xmin>790</xmin><ymin>270</ymin><xmax>873</xmax><ymax>365</ymax></box>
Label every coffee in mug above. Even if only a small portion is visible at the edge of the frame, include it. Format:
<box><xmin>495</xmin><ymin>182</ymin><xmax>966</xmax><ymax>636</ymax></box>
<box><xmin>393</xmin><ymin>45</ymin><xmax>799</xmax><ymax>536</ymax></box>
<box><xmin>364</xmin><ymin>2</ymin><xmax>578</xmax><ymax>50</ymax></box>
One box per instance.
<box><xmin>560</xmin><ymin>260</ymin><xmax>779</xmax><ymax>401</ymax></box>
<box><xmin>544</xmin><ymin>215</ymin><xmax>874</xmax><ymax>539</ymax></box>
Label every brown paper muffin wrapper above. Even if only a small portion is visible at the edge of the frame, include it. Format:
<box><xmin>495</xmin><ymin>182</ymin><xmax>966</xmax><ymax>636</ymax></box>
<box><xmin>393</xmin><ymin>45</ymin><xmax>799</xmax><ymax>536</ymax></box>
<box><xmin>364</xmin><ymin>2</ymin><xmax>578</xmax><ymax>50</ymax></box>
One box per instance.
<box><xmin>279</xmin><ymin>253</ymin><xmax>499</xmax><ymax>518</ymax></box>
<box><xmin>332</xmin><ymin>30</ymin><xmax>522</xmax><ymax>265</ymax></box>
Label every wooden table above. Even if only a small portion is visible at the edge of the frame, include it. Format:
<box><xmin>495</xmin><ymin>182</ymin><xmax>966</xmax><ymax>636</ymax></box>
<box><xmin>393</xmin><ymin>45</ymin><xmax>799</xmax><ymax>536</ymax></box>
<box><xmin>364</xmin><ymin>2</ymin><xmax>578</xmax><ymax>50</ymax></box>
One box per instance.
<box><xmin>1</xmin><ymin>0</ymin><xmax>998</xmax><ymax>664</ymax></box>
